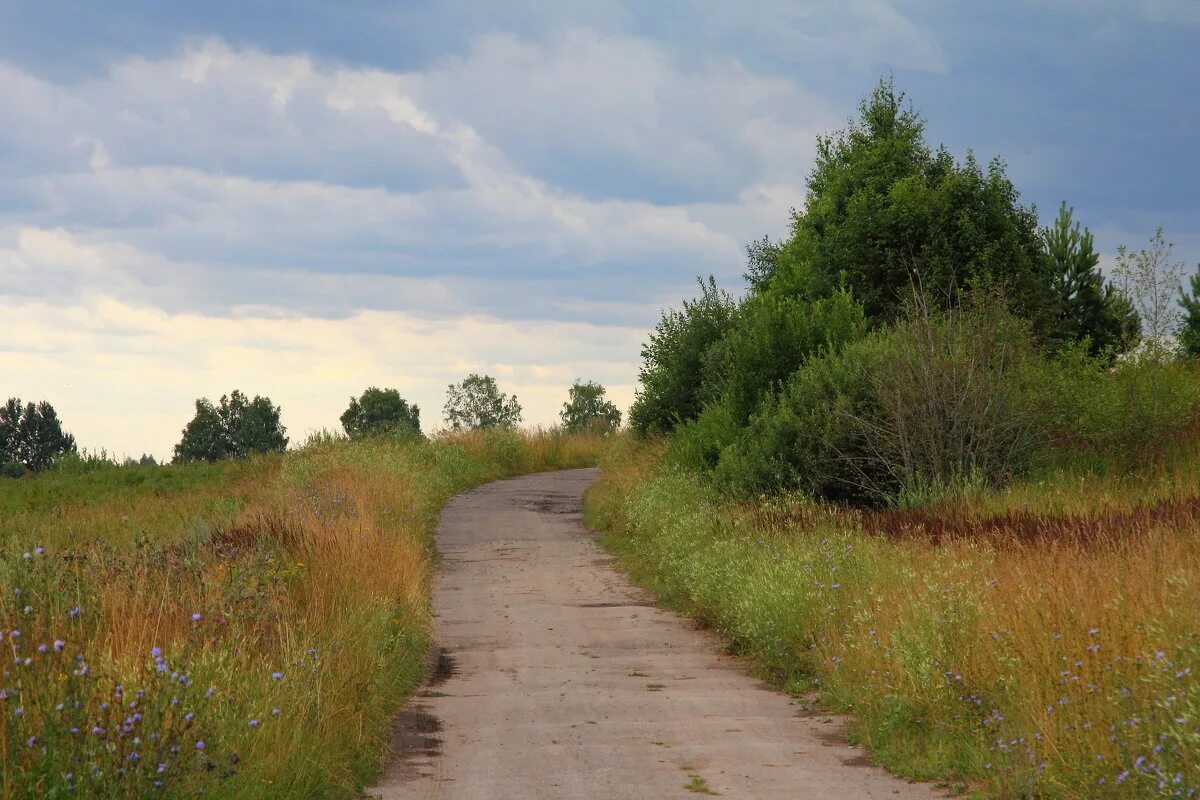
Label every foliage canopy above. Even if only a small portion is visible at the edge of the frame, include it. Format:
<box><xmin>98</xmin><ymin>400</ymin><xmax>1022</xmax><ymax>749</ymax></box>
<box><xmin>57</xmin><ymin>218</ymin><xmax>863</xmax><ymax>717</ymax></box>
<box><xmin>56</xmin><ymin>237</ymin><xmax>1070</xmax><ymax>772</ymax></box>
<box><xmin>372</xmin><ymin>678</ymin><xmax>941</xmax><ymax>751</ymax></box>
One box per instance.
<box><xmin>173</xmin><ymin>390</ymin><xmax>288</xmax><ymax>463</ymax></box>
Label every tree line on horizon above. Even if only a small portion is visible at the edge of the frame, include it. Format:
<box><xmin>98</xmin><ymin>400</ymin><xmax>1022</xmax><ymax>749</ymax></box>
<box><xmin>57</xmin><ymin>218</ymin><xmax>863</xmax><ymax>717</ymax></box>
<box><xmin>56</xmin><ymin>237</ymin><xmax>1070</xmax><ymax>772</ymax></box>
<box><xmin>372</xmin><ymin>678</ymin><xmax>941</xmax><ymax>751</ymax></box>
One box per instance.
<box><xmin>0</xmin><ymin>375</ymin><xmax>621</xmax><ymax>475</ymax></box>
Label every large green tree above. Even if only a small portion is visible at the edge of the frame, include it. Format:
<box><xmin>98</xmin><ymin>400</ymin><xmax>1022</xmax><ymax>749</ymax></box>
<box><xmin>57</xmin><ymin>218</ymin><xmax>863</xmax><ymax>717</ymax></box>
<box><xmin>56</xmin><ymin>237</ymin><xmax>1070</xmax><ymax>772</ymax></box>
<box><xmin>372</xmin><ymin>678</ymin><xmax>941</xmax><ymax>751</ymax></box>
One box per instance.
<box><xmin>560</xmin><ymin>380</ymin><xmax>622</xmax><ymax>432</ymax></box>
<box><xmin>443</xmin><ymin>374</ymin><xmax>522</xmax><ymax>430</ymax></box>
<box><xmin>341</xmin><ymin>387</ymin><xmax>421</xmax><ymax>439</ymax></box>
<box><xmin>0</xmin><ymin>398</ymin><xmax>77</xmax><ymax>473</ymax></box>
<box><xmin>173</xmin><ymin>390</ymin><xmax>288</xmax><ymax>463</ymax></box>
<box><xmin>773</xmin><ymin>78</ymin><xmax>1057</xmax><ymax>337</ymax></box>
<box><xmin>1043</xmin><ymin>202</ymin><xmax>1140</xmax><ymax>355</ymax></box>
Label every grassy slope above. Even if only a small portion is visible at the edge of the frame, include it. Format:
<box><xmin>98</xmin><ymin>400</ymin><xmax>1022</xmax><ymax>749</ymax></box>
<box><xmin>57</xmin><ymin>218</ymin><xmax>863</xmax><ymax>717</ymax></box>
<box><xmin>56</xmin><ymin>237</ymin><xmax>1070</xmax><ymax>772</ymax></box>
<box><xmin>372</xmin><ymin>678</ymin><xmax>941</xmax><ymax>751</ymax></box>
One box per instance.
<box><xmin>0</xmin><ymin>430</ymin><xmax>604</xmax><ymax>798</ymax></box>
<box><xmin>585</xmin><ymin>437</ymin><xmax>1200</xmax><ymax>799</ymax></box>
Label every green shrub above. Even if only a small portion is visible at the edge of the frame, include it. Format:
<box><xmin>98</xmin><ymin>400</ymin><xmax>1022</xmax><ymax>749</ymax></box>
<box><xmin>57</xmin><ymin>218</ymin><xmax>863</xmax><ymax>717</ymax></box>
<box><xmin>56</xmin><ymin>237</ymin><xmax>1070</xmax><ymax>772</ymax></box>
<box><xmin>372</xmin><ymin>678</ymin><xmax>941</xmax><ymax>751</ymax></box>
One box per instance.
<box><xmin>715</xmin><ymin>341</ymin><xmax>873</xmax><ymax>499</ymax></box>
<box><xmin>718</xmin><ymin>299</ymin><xmax>1048</xmax><ymax>504</ymax></box>
<box><xmin>665</xmin><ymin>400</ymin><xmax>741</xmax><ymax>474</ymax></box>
<box><xmin>1037</xmin><ymin>348</ymin><xmax>1200</xmax><ymax>467</ymax></box>
<box><xmin>702</xmin><ymin>288</ymin><xmax>868</xmax><ymax>426</ymax></box>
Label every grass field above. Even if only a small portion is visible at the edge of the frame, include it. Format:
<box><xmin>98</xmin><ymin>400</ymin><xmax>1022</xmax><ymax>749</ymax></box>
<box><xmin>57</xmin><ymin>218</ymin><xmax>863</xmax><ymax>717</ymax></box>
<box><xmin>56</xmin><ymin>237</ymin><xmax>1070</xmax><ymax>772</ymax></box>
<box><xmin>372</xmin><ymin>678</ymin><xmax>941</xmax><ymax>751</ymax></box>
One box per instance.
<box><xmin>0</xmin><ymin>429</ymin><xmax>604</xmax><ymax>798</ymax></box>
<box><xmin>586</xmin><ymin>437</ymin><xmax>1200</xmax><ymax>799</ymax></box>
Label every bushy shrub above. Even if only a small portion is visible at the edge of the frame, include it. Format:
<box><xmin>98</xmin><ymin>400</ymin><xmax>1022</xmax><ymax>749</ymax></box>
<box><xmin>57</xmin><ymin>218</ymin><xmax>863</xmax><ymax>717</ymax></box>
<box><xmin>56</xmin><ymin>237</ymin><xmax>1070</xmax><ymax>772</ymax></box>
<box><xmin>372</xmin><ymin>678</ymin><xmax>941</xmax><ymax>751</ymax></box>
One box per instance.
<box><xmin>665</xmin><ymin>401</ymin><xmax>741</xmax><ymax>474</ymax></box>
<box><xmin>717</xmin><ymin>299</ymin><xmax>1049</xmax><ymax>504</ymax></box>
<box><xmin>703</xmin><ymin>288</ymin><xmax>867</xmax><ymax>426</ymax></box>
<box><xmin>1036</xmin><ymin>346</ymin><xmax>1200</xmax><ymax>467</ymax></box>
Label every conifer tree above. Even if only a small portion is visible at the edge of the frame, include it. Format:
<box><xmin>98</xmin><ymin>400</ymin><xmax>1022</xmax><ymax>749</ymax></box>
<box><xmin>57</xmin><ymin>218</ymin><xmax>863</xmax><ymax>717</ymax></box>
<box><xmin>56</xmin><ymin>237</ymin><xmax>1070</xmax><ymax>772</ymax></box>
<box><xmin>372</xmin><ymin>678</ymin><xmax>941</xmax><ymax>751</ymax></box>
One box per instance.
<box><xmin>1043</xmin><ymin>202</ymin><xmax>1139</xmax><ymax>355</ymax></box>
<box><xmin>1178</xmin><ymin>264</ymin><xmax>1200</xmax><ymax>357</ymax></box>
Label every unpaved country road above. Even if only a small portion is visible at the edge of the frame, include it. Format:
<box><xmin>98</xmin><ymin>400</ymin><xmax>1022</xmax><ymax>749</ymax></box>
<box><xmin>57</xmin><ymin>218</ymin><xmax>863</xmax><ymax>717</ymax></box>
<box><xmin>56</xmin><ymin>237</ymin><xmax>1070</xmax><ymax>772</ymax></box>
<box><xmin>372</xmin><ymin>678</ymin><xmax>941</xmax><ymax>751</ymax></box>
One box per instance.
<box><xmin>370</xmin><ymin>468</ymin><xmax>941</xmax><ymax>799</ymax></box>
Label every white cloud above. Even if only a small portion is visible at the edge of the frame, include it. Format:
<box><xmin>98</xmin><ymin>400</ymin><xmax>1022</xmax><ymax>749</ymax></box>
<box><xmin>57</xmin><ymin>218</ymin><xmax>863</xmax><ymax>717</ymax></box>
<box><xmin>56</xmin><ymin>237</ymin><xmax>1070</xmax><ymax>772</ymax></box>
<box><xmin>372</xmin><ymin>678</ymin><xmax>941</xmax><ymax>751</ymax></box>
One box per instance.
<box><xmin>0</xmin><ymin>28</ymin><xmax>857</xmax><ymax>453</ymax></box>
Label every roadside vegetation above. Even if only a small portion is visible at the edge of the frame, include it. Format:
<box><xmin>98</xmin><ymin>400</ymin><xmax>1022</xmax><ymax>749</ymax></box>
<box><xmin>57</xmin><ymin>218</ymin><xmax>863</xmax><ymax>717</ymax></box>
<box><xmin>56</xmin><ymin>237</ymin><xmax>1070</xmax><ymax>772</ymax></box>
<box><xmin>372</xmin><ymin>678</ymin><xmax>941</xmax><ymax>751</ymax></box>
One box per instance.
<box><xmin>590</xmin><ymin>79</ymin><xmax>1200</xmax><ymax>799</ymax></box>
<box><xmin>0</xmin><ymin>374</ymin><xmax>608</xmax><ymax>796</ymax></box>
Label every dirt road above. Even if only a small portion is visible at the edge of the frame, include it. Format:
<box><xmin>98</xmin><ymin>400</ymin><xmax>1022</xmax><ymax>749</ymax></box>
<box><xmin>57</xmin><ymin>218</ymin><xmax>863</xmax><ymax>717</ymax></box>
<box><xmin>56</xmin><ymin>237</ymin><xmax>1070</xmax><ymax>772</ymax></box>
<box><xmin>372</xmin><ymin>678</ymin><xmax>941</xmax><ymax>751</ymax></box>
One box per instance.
<box><xmin>370</xmin><ymin>468</ymin><xmax>940</xmax><ymax>799</ymax></box>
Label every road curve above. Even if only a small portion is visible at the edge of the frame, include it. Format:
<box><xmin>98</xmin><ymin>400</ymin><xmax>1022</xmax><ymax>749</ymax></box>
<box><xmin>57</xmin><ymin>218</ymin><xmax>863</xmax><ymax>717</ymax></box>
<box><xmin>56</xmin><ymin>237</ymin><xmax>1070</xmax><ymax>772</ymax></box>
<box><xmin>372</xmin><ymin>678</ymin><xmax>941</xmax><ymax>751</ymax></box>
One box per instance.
<box><xmin>369</xmin><ymin>468</ymin><xmax>941</xmax><ymax>799</ymax></box>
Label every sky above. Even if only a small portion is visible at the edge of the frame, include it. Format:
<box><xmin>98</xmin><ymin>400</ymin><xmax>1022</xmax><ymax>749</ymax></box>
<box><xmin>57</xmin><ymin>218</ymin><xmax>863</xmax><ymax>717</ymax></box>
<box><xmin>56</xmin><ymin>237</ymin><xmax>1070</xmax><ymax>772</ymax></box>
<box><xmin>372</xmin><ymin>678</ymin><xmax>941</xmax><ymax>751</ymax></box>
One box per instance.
<box><xmin>1</xmin><ymin>1</ymin><xmax>1196</xmax><ymax>460</ymax></box>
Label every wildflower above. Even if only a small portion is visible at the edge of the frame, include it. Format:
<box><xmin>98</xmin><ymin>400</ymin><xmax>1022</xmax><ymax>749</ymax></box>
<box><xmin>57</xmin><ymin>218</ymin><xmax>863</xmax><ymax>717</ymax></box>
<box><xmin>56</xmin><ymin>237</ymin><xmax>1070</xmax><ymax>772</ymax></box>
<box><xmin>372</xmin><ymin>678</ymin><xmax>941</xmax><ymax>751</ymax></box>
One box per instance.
<box><xmin>191</xmin><ymin>613</ymin><xmax>202</xmax><ymax>622</ymax></box>
<box><xmin>271</xmin><ymin>672</ymin><xmax>283</xmax><ymax>681</ymax></box>
<box><xmin>53</xmin><ymin>640</ymin><xmax>65</xmax><ymax>651</ymax></box>
<box><xmin>195</xmin><ymin>740</ymin><xmax>205</xmax><ymax>750</ymax></box>
<box><xmin>272</xmin><ymin>708</ymin><xmax>280</xmax><ymax>716</ymax></box>
<box><xmin>1088</xmin><ymin>627</ymin><xmax>1100</xmax><ymax>635</ymax></box>
<box><xmin>37</xmin><ymin>644</ymin><xmax>47</xmax><ymax>654</ymax></box>
<box><xmin>26</xmin><ymin>736</ymin><xmax>35</xmax><ymax>747</ymax></box>
<box><xmin>13</xmin><ymin>707</ymin><xmax>24</xmax><ymax>717</ymax></box>
<box><xmin>34</xmin><ymin>546</ymin><xmax>43</xmax><ymax>555</ymax></box>
<box><xmin>8</xmin><ymin>630</ymin><xmax>18</xmax><ymax>639</ymax></box>
<box><xmin>249</xmin><ymin>719</ymin><xmax>259</xmax><ymax>727</ymax></box>
<box><xmin>68</xmin><ymin>606</ymin><xmax>80</xmax><ymax>617</ymax></box>
<box><xmin>151</xmin><ymin>647</ymin><xmax>162</xmax><ymax>658</ymax></box>
<box><xmin>157</xmin><ymin>764</ymin><xmax>168</xmax><ymax>774</ymax></box>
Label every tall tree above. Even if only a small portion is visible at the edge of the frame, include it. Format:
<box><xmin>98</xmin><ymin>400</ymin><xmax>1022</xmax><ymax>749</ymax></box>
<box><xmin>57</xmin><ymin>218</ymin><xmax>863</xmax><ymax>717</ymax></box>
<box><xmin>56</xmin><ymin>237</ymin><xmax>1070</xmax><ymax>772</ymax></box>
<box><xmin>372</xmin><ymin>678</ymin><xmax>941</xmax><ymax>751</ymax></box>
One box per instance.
<box><xmin>1178</xmin><ymin>263</ymin><xmax>1200</xmax><ymax>357</ymax></box>
<box><xmin>341</xmin><ymin>387</ymin><xmax>422</xmax><ymax>439</ymax></box>
<box><xmin>174</xmin><ymin>390</ymin><xmax>288</xmax><ymax>462</ymax></box>
<box><xmin>443</xmin><ymin>374</ymin><xmax>522</xmax><ymax>430</ymax></box>
<box><xmin>1043</xmin><ymin>202</ymin><xmax>1139</xmax><ymax>355</ymax></box>
<box><xmin>0</xmin><ymin>398</ymin><xmax>77</xmax><ymax>472</ymax></box>
<box><xmin>560</xmin><ymin>380</ymin><xmax>622</xmax><ymax>432</ymax></box>
<box><xmin>776</xmin><ymin>78</ymin><xmax>1057</xmax><ymax>336</ymax></box>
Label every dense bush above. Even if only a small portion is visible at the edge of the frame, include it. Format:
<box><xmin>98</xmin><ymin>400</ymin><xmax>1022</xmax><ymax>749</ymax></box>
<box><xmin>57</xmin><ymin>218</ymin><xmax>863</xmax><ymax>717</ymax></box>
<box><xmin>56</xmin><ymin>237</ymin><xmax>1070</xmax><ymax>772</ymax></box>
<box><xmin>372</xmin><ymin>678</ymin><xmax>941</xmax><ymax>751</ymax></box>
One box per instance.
<box><xmin>702</xmin><ymin>288</ymin><xmax>867</xmax><ymax>426</ymax></box>
<box><xmin>712</xmin><ymin>300</ymin><xmax>1045</xmax><ymax>502</ymax></box>
<box><xmin>1037</xmin><ymin>346</ymin><xmax>1200</xmax><ymax>468</ymax></box>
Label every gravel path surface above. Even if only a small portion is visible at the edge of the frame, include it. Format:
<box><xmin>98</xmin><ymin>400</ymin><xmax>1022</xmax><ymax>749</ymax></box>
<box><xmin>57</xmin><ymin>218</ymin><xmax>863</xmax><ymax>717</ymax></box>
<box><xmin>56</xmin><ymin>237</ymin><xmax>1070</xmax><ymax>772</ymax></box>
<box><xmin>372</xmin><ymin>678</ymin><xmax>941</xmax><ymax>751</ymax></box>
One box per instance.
<box><xmin>369</xmin><ymin>468</ymin><xmax>942</xmax><ymax>799</ymax></box>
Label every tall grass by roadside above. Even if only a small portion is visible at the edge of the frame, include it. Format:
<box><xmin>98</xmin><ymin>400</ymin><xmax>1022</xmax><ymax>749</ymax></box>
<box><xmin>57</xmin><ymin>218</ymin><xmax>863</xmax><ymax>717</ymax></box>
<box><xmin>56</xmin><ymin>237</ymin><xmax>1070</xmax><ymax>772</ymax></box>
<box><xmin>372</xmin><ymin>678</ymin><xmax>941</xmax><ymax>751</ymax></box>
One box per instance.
<box><xmin>0</xmin><ymin>428</ymin><xmax>605</xmax><ymax>798</ymax></box>
<box><xmin>587</xmin><ymin>437</ymin><xmax>1200</xmax><ymax>799</ymax></box>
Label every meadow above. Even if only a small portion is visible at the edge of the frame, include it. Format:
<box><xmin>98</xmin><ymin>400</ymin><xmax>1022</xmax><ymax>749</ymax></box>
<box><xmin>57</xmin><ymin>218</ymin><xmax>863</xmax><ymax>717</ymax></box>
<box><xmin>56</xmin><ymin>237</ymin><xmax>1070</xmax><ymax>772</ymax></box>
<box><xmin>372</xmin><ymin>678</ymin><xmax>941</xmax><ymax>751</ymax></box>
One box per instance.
<box><xmin>586</xmin><ymin>436</ymin><xmax>1200</xmax><ymax>799</ymax></box>
<box><xmin>0</xmin><ymin>429</ymin><xmax>604</xmax><ymax>798</ymax></box>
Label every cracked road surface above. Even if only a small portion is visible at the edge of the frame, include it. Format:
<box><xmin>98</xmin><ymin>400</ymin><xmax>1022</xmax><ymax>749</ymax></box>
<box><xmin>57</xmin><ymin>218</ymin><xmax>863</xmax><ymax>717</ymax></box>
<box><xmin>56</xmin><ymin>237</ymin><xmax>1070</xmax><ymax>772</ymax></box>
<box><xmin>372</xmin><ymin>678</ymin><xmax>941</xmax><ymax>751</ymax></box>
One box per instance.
<box><xmin>369</xmin><ymin>468</ymin><xmax>941</xmax><ymax>799</ymax></box>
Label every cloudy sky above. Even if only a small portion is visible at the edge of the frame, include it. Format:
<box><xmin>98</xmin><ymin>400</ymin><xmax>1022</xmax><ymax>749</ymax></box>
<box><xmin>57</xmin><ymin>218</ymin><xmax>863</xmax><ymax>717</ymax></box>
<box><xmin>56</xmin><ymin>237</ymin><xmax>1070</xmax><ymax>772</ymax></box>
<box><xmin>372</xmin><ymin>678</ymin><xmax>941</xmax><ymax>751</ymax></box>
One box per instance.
<box><xmin>1</xmin><ymin>1</ymin><xmax>1196</xmax><ymax>459</ymax></box>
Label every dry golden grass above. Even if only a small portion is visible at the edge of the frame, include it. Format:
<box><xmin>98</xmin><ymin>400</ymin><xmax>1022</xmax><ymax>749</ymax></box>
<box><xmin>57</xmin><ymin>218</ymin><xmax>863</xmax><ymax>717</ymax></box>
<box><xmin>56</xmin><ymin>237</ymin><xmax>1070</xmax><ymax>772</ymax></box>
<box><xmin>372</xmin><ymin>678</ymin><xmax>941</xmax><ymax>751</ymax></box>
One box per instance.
<box><xmin>0</xmin><ymin>428</ymin><xmax>606</xmax><ymax>798</ymax></box>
